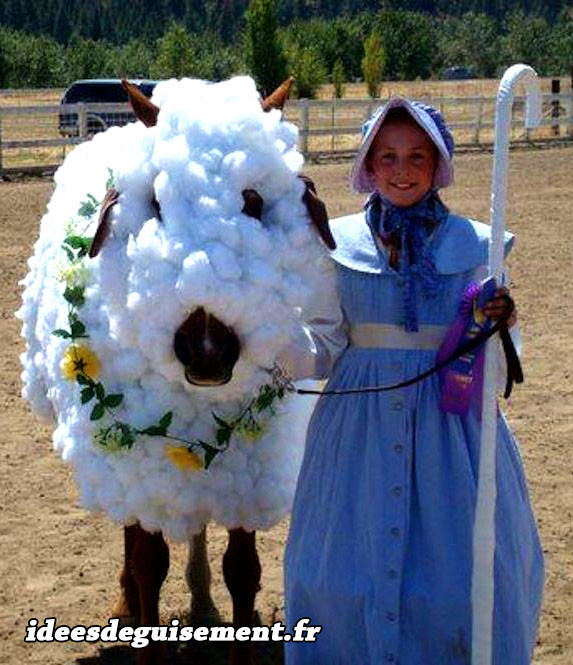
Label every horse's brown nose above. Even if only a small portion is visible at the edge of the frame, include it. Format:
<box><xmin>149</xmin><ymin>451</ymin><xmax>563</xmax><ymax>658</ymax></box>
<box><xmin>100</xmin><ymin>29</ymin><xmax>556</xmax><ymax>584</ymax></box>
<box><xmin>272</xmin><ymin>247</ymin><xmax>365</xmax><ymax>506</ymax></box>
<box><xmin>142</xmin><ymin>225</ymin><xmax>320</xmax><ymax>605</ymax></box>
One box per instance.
<box><xmin>174</xmin><ymin>308</ymin><xmax>240</xmax><ymax>386</ymax></box>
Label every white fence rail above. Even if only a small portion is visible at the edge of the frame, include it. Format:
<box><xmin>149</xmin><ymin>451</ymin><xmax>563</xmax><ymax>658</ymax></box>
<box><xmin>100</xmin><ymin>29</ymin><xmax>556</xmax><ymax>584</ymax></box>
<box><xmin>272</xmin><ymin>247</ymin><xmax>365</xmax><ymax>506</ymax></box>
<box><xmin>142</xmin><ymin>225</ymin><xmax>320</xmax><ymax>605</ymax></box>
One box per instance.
<box><xmin>1</xmin><ymin>94</ymin><xmax>572</xmax><ymax>175</ymax></box>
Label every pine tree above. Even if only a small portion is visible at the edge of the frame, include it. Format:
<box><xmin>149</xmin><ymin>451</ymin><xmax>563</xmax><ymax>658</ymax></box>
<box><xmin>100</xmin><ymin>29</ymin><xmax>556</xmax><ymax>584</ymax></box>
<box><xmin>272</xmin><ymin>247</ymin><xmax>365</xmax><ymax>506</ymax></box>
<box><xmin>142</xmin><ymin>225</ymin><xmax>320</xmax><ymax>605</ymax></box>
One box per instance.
<box><xmin>287</xmin><ymin>45</ymin><xmax>326</xmax><ymax>98</ymax></box>
<box><xmin>152</xmin><ymin>22</ymin><xmax>196</xmax><ymax>78</ymax></box>
<box><xmin>332</xmin><ymin>57</ymin><xmax>345</xmax><ymax>98</ymax></box>
<box><xmin>245</xmin><ymin>0</ymin><xmax>288</xmax><ymax>96</ymax></box>
<box><xmin>362</xmin><ymin>31</ymin><xmax>384</xmax><ymax>98</ymax></box>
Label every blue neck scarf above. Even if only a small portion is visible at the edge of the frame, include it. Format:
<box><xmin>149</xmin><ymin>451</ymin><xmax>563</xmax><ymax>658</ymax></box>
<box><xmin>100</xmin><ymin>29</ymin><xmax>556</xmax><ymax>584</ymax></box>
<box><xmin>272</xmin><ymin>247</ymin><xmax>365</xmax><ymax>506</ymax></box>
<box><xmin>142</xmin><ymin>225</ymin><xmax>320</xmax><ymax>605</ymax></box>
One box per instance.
<box><xmin>365</xmin><ymin>191</ymin><xmax>448</xmax><ymax>332</ymax></box>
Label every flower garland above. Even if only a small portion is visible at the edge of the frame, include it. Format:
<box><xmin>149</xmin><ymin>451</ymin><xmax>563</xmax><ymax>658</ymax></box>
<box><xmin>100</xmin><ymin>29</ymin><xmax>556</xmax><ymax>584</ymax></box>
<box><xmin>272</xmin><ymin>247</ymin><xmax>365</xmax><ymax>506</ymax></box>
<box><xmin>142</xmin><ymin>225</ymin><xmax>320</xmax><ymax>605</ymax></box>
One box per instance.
<box><xmin>53</xmin><ymin>177</ymin><xmax>292</xmax><ymax>470</ymax></box>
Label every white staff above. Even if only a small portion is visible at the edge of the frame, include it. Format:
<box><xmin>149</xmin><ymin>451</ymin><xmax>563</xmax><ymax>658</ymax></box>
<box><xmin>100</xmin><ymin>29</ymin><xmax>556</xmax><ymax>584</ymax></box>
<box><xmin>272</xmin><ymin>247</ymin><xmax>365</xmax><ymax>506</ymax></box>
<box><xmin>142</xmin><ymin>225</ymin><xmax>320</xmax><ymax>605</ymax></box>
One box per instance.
<box><xmin>471</xmin><ymin>64</ymin><xmax>541</xmax><ymax>665</ymax></box>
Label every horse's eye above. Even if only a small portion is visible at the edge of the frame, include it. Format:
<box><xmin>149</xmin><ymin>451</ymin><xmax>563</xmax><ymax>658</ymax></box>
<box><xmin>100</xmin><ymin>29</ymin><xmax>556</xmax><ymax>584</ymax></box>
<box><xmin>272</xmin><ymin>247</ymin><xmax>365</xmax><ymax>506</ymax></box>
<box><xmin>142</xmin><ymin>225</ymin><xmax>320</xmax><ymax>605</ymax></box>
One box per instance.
<box><xmin>151</xmin><ymin>195</ymin><xmax>162</xmax><ymax>222</ymax></box>
<box><xmin>241</xmin><ymin>189</ymin><xmax>263</xmax><ymax>221</ymax></box>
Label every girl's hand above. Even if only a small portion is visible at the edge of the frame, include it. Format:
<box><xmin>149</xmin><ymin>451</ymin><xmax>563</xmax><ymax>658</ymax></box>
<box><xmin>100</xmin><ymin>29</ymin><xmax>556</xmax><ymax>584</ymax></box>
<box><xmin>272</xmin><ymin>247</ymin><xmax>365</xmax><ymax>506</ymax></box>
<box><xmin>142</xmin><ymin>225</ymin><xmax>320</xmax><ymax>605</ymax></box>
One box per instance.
<box><xmin>483</xmin><ymin>287</ymin><xmax>517</xmax><ymax>328</ymax></box>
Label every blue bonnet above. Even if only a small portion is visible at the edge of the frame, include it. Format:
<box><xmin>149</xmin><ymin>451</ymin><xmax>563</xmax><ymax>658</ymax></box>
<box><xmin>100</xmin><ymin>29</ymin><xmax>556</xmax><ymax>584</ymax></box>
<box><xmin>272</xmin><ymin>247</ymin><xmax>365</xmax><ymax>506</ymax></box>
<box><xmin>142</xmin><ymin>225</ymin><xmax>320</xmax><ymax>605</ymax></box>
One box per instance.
<box><xmin>351</xmin><ymin>96</ymin><xmax>455</xmax><ymax>193</ymax></box>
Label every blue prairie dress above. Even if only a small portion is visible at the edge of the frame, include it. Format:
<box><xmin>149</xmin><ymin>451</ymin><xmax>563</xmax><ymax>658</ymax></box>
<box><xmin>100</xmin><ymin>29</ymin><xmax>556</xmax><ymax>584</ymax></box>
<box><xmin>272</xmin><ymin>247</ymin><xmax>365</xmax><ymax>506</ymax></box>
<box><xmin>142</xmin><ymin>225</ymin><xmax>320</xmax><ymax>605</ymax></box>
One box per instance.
<box><xmin>284</xmin><ymin>211</ymin><xmax>544</xmax><ymax>665</ymax></box>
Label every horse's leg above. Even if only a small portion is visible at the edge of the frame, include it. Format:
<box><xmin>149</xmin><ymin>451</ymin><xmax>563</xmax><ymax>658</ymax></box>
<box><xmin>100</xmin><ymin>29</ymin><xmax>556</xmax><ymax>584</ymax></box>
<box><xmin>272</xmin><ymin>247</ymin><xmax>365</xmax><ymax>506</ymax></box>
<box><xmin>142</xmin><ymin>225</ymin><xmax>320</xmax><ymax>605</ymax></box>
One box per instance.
<box><xmin>186</xmin><ymin>525</ymin><xmax>220</xmax><ymax>624</ymax></box>
<box><xmin>223</xmin><ymin>528</ymin><xmax>261</xmax><ymax>665</ymax></box>
<box><xmin>130</xmin><ymin>523</ymin><xmax>170</xmax><ymax>665</ymax></box>
<box><xmin>112</xmin><ymin>524</ymin><xmax>141</xmax><ymax>623</ymax></box>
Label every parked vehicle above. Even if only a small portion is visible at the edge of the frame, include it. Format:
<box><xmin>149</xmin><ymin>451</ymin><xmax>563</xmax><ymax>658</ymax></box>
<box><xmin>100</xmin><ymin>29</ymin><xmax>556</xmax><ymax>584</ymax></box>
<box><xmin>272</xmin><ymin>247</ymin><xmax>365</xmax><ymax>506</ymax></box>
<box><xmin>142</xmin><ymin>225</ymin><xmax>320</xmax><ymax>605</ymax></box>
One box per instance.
<box><xmin>58</xmin><ymin>79</ymin><xmax>158</xmax><ymax>137</ymax></box>
<box><xmin>441</xmin><ymin>66</ymin><xmax>475</xmax><ymax>80</ymax></box>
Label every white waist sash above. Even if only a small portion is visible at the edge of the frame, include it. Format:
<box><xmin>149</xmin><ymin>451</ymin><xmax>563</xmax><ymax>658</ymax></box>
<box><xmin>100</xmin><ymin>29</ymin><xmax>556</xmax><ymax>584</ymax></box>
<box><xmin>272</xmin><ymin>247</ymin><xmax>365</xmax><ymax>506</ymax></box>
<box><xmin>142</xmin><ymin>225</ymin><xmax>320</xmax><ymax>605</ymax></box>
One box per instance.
<box><xmin>349</xmin><ymin>323</ymin><xmax>448</xmax><ymax>350</ymax></box>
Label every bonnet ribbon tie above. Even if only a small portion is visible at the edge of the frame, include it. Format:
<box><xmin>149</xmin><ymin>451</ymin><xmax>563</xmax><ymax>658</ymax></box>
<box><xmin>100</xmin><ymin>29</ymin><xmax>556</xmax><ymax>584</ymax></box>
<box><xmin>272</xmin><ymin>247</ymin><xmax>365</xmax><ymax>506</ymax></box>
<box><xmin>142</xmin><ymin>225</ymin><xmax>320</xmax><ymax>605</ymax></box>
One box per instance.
<box><xmin>365</xmin><ymin>192</ymin><xmax>447</xmax><ymax>332</ymax></box>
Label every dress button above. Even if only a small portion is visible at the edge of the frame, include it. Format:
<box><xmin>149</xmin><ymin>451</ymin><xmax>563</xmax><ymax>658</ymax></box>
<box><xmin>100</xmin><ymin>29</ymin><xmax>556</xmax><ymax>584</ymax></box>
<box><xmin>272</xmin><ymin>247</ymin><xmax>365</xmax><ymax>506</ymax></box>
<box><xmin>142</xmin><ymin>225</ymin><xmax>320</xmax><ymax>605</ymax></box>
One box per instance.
<box><xmin>393</xmin><ymin>401</ymin><xmax>403</xmax><ymax>411</ymax></box>
<box><xmin>386</xmin><ymin>612</ymin><xmax>397</xmax><ymax>622</ymax></box>
<box><xmin>392</xmin><ymin>486</ymin><xmax>403</xmax><ymax>498</ymax></box>
<box><xmin>394</xmin><ymin>444</ymin><xmax>403</xmax><ymax>454</ymax></box>
<box><xmin>391</xmin><ymin>527</ymin><xmax>401</xmax><ymax>538</ymax></box>
<box><xmin>388</xmin><ymin>569</ymin><xmax>398</xmax><ymax>579</ymax></box>
<box><xmin>385</xmin><ymin>653</ymin><xmax>396</xmax><ymax>662</ymax></box>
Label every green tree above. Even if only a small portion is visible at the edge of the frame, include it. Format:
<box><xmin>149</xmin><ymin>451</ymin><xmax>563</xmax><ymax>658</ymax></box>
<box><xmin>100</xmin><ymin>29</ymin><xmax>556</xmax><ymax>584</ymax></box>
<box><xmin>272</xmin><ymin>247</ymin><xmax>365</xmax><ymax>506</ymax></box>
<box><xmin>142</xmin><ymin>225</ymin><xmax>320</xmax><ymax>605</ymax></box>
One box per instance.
<box><xmin>152</xmin><ymin>22</ymin><xmax>196</xmax><ymax>78</ymax></box>
<box><xmin>502</xmin><ymin>10</ymin><xmax>552</xmax><ymax>75</ymax></box>
<box><xmin>375</xmin><ymin>10</ymin><xmax>435</xmax><ymax>80</ymax></box>
<box><xmin>0</xmin><ymin>28</ymin><xmax>66</xmax><ymax>87</ymax></box>
<box><xmin>287</xmin><ymin>45</ymin><xmax>327</xmax><ymax>98</ymax></box>
<box><xmin>245</xmin><ymin>0</ymin><xmax>288</xmax><ymax>96</ymax></box>
<box><xmin>332</xmin><ymin>57</ymin><xmax>346</xmax><ymax>98</ymax></box>
<box><xmin>66</xmin><ymin>37</ymin><xmax>114</xmax><ymax>81</ymax></box>
<box><xmin>362</xmin><ymin>31</ymin><xmax>384</xmax><ymax>98</ymax></box>
<box><xmin>110</xmin><ymin>39</ymin><xmax>154</xmax><ymax>79</ymax></box>
<box><xmin>551</xmin><ymin>7</ymin><xmax>573</xmax><ymax>74</ymax></box>
<box><xmin>436</xmin><ymin>12</ymin><xmax>501</xmax><ymax>77</ymax></box>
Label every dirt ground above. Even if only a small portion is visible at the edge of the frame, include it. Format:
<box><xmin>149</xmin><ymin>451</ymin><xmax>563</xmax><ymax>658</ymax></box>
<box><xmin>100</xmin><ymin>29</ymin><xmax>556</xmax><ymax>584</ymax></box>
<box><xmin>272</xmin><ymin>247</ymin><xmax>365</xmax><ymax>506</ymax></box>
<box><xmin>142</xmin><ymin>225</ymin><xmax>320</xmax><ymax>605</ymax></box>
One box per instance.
<box><xmin>1</xmin><ymin>147</ymin><xmax>572</xmax><ymax>664</ymax></box>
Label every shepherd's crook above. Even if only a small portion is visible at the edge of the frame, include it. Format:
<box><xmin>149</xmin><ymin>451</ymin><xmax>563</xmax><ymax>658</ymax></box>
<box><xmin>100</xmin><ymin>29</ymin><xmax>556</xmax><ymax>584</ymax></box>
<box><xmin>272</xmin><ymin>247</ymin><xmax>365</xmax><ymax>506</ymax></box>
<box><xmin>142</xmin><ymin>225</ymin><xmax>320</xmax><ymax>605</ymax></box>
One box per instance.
<box><xmin>471</xmin><ymin>64</ymin><xmax>541</xmax><ymax>665</ymax></box>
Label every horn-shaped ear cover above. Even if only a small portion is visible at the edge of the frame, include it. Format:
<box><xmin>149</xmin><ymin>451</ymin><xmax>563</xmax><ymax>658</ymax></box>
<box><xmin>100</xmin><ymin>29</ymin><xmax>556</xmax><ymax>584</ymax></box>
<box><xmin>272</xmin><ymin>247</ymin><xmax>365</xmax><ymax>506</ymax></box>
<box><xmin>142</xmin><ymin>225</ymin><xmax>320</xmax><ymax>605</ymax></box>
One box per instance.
<box><xmin>89</xmin><ymin>187</ymin><xmax>120</xmax><ymax>258</ymax></box>
<box><xmin>121</xmin><ymin>79</ymin><xmax>159</xmax><ymax>127</ymax></box>
<box><xmin>298</xmin><ymin>175</ymin><xmax>336</xmax><ymax>250</ymax></box>
<box><xmin>261</xmin><ymin>77</ymin><xmax>294</xmax><ymax>112</ymax></box>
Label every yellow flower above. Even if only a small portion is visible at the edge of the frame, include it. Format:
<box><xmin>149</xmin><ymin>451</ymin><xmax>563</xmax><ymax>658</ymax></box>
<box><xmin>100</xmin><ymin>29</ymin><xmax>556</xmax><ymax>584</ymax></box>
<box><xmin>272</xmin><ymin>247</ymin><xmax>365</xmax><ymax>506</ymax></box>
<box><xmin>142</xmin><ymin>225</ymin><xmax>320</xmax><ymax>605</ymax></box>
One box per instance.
<box><xmin>166</xmin><ymin>445</ymin><xmax>204</xmax><ymax>472</ymax></box>
<box><xmin>61</xmin><ymin>345</ymin><xmax>101</xmax><ymax>381</ymax></box>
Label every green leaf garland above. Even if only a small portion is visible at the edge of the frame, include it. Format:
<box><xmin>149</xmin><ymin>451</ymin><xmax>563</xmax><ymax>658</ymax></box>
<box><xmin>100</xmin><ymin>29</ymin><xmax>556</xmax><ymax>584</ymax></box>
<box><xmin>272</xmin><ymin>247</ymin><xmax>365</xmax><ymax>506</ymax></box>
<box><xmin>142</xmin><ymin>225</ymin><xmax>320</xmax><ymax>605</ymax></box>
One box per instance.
<box><xmin>52</xmin><ymin>173</ymin><xmax>295</xmax><ymax>470</ymax></box>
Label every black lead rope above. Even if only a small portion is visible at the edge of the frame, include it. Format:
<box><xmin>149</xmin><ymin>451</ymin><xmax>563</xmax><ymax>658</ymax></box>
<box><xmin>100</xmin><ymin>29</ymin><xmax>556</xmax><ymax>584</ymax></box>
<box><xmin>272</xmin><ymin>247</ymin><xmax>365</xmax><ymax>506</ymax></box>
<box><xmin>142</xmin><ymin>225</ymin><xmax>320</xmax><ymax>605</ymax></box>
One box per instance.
<box><xmin>296</xmin><ymin>297</ymin><xmax>523</xmax><ymax>398</ymax></box>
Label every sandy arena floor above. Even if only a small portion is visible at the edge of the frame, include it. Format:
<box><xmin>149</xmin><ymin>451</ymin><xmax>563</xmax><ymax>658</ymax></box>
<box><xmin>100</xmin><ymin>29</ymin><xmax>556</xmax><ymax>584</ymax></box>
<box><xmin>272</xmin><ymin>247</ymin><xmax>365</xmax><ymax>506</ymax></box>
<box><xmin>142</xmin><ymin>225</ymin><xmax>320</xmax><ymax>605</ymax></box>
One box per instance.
<box><xmin>1</xmin><ymin>146</ymin><xmax>571</xmax><ymax>664</ymax></box>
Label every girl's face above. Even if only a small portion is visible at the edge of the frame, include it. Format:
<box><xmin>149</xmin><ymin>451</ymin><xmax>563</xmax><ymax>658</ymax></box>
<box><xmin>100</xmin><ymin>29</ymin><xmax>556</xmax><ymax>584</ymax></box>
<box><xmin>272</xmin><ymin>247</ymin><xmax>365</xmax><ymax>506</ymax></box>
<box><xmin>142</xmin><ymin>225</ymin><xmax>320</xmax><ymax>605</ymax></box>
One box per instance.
<box><xmin>367</xmin><ymin>118</ymin><xmax>437</xmax><ymax>207</ymax></box>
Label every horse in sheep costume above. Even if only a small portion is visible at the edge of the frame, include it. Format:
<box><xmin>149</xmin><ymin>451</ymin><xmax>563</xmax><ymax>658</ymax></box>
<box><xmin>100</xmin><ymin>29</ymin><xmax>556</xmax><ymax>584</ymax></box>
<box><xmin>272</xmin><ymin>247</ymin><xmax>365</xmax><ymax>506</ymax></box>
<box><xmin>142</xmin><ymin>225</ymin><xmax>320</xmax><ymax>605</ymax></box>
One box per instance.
<box><xmin>17</xmin><ymin>77</ymin><xmax>336</xmax><ymax>663</ymax></box>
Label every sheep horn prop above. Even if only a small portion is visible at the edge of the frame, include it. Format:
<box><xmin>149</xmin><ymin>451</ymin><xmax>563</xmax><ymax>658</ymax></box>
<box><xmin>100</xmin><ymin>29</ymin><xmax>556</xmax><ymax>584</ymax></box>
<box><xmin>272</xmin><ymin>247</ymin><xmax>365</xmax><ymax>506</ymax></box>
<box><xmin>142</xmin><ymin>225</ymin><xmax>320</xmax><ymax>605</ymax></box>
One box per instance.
<box><xmin>89</xmin><ymin>187</ymin><xmax>120</xmax><ymax>258</ymax></box>
<box><xmin>261</xmin><ymin>77</ymin><xmax>294</xmax><ymax>112</ymax></box>
<box><xmin>121</xmin><ymin>79</ymin><xmax>159</xmax><ymax>127</ymax></box>
<box><xmin>298</xmin><ymin>175</ymin><xmax>336</xmax><ymax>250</ymax></box>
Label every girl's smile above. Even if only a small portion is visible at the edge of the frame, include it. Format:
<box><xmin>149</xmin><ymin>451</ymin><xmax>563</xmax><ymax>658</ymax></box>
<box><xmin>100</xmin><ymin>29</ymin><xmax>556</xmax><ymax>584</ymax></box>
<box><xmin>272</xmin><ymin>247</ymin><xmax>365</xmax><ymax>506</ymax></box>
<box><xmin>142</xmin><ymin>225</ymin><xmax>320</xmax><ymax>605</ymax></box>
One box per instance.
<box><xmin>367</xmin><ymin>118</ymin><xmax>437</xmax><ymax>207</ymax></box>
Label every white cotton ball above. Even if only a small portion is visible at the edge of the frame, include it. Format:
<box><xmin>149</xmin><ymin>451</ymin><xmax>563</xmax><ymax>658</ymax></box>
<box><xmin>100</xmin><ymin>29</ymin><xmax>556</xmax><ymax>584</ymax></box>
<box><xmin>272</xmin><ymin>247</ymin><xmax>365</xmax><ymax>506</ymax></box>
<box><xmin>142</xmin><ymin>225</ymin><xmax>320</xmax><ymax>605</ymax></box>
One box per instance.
<box><xmin>199</xmin><ymin>148</ymin><xmax>223</xmax><ymax>173</ymax></box>
<box><xmin>246</xmin><ymin>258</ymin><xmax>279</xmax><ymax>286</ymax></box>
<box><xmin>183</xmin><ymin>161</ymin><xmax>209</xmax><ymax>196</ymax></box>
<box><xmin>220</xmin><ymin>188</ymin><xmax>244</xmax><ymax>217</ymax></box>
<box><xmin>207</xmin><ymin>242</ymin><xmax>242</xmax><ymax>281</ymax></box>
<box><xmin>153</xmin><ymin>134</ymin><xmax>190</xmax><ymax>171</ymax></box>
<box><xmin>176</xmin><ymin>250</ymin><xmax>215</xmax><ymax>305</ymax></box>
<box><xmin>240</xmin><ymin>223</ymin><xmax>273</xmax><ymax>258</ymax></box>
<box><xmin>154</xmin><ymin>171</ymin><xmax>176</xmax><ymax>206</ymax></box>
<box><xmin>221</xmin><ymin>150</ymin><xmax>268</xmax><ymax>193</ymax></box>
<box><xmin>110</xmin><ymin>349</ymin><xmax>146</xmax><ymax>382</ymax></box>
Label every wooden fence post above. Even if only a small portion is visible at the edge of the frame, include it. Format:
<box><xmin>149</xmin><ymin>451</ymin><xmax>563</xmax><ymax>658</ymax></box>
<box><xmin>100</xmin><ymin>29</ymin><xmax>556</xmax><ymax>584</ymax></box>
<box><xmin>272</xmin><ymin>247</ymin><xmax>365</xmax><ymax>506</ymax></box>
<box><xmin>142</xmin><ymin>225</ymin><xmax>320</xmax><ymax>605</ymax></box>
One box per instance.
<box><xmin>78</xmin><ymin>103</ymin><xmax>88</xmax><ymax>139</ymax></box>
<box><xmin>473</xmin><ymin>98</ymin><xmax>484</xmax><ymax>144</ymax></box>
<box><xmin>331</xmin><ymin>97</ymin><xmax>336</xmax><ymax>152</ymax></box>
<box><xmin>570</xmin><ymin>70</ymin><xmax>573</xmax><ymax>138</ymax></box>
<box><xmin>551</xmin><ymin>79</ymin><xmax>560</xmax><ymax>136</ymax></box>
<box><xmin>299</xmin><ymin>98</ymin><xmax>309</xmax><ymax>159</ymax></box>
<box><xmin>0</xmin><ymin>111</ymin><xmax>4</xmax><ymax>179</ymax></box>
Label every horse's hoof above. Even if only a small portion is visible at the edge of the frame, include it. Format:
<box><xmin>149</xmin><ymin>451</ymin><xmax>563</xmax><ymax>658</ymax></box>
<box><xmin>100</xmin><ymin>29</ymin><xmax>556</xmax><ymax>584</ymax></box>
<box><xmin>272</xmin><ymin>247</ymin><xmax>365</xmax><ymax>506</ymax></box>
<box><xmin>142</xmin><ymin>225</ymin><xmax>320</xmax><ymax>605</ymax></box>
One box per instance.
<box><xmin>110</xmin><ymin>596</ymin><xmax>138</xmax><ymax>628</ymax></box>
<box><xmin>136</xmin><ymin>641</ymin><xmax>169</xmax><ymax>665</ymax></box>
<box><xmin>188</xmin><ymin>602</ymin><xmax>221</xmax><ymax>627</ymax></box>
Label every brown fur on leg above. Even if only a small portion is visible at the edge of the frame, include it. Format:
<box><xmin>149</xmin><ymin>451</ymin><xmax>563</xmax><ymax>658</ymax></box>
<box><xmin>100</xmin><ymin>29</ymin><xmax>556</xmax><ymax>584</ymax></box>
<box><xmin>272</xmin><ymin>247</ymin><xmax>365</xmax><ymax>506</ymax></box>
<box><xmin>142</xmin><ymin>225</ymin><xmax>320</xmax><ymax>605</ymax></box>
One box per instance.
<box><xmin>223</xmin><ymin>528</ymin><xmax>261</xmax><ymax>665</ymax></box>
<box><xmin>186</xmin><ymin>525</ymin><xmax>221</xmax><ymax>624</ymax></box>
<box><xmin>112</xmin><ymin>525</ymin><xmax>142</xmax><ymax>625</ymax></box>
<box><xmin>130</xmin><ymin>523</ymin><xmax>170</xmax><ymax>665</ymax></box>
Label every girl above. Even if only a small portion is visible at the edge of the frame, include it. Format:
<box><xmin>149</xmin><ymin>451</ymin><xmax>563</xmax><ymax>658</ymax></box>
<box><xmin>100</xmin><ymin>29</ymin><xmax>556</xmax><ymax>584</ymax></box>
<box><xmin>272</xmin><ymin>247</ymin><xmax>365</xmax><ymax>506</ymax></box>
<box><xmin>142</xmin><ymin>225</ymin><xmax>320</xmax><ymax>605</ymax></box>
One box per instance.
<box><xmin>283</xmin><ymin>98</ymin><xmax>544</xmax><ymax>664</ymax></box>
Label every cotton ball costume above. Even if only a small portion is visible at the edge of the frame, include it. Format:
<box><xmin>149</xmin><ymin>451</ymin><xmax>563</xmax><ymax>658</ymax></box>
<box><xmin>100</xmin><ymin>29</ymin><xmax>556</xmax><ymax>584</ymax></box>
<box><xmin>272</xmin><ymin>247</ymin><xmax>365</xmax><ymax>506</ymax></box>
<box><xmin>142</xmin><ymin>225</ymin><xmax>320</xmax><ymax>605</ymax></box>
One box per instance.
<box><xmin>18</xmin><ymin>76</ymin><xmax>331</xmax><ymax>542</ymax></box>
